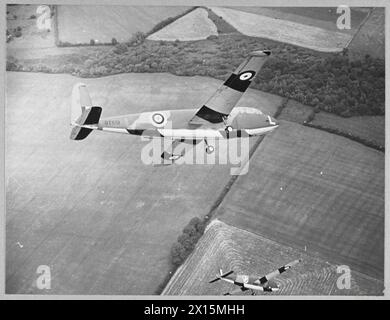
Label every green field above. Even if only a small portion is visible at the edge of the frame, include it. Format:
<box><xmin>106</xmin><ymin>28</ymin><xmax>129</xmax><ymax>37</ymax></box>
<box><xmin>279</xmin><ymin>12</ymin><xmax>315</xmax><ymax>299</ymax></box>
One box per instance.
<box><xmin>310</xmin><ymin>112</ymin><xmax>385</xmax><ymax>148</ymax></box>
<box><xmin>163</xmin><ymin>220</ymin><xmax>383</xmax><ymax>295</ymax></box>
<box><xmin>278</xmin><ymin>99</ymin><xmax>314</xmax><ymax>124</ymax></box>
<box><xmin>147</xmin><ymin>7</ymin><xmax>217</xmax><ymax>41</ymax></box>
<box><xmin>348</xmin><ymin>7</ymin><xmax>385</xmax><ymax>60</ymax></box>
<box><xmin>5</xmin><ymin>72</ymin><xmax>282</xmax><ymax>294</ymax></box>
<box><xmin>57</xmin><ymin>5</ymin><xmax>190</xmax><ymax>44</ymax></box>
<box><xmin>7</xmin><ymin>4</ymin><xmax>56</xmax><ymax>49</ymax></box>
<box><xmin>210</xmin><ymin>7</ymin><xmax>353</xmax><ymax>53</ymax></box>
<box><xmin>229</xmin><ymin>6</ymin><xmax>368</xmax><ymax>33</ymax></box>
<box><xmin>215</xmin><ymin>121</ymin><xmax>384</xmax><ymax>280</ymax></box>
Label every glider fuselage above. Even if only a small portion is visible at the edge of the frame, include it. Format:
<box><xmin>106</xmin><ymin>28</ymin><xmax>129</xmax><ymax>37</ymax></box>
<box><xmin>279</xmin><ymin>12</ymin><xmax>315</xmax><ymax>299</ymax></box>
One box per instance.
<box><xmin>96</xmin><ymin>107</ymin><xmax>279</xmax><ymax>140</ymax></box>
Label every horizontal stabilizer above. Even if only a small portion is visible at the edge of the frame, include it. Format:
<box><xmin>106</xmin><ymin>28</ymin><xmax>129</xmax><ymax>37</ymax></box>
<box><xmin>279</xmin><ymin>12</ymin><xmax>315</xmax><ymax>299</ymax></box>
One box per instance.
<box><xmin>70</xmin><ymin>126</ymin><xmax>94</xmax><ymax>141</ymax></box>
<box><xmin>70</xmin><ymin>106</ymin><xmax>102</xmax><ymax>140</ymax></box>
<box><xmin>209</xmin><ymin>270</ymin><xmax>234</xmax><ymax>283</ymax></box>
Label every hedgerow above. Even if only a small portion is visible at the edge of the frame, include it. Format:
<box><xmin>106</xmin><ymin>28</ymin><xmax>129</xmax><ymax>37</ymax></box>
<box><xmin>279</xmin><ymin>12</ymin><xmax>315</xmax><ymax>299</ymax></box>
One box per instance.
<box><xmin>304</xmin><ymin>122</ymin><xmax>384</xmax><ymax>152</ymax></box>
<box><xmin>170</xmin><ymin>217</ymin><xmax>206</xmax><ymax>267</ymax></box>
<box><xmin>146</xmin><ymin>6</ymin><xmax>198</xmax><ymax>37</ymax></box>
<box><xmin>7</xmin><ymin>34</ymin><xmax>385</xmax><ymax>117</ymax></box>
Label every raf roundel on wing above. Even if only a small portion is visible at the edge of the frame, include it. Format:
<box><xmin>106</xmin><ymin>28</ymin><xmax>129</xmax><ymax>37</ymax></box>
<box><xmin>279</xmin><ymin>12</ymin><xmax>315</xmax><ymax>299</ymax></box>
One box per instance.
<box><xmin>238</xmin><ymin>71</ymin><xmax>256</xmax><ymax>81</ymax></box>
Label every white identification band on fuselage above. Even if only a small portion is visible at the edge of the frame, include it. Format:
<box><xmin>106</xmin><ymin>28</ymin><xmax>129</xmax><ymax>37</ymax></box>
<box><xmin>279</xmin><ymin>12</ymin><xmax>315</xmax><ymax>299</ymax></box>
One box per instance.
<box><xmin>101</xmin><ymin>127</ymin><xmax>129</xmax><ymax>134</ymax></box>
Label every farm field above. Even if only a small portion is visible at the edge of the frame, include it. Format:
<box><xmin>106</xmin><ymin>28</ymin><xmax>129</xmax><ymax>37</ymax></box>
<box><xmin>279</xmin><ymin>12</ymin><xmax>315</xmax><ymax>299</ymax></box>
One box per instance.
<box><xmin>209</xmin><ymin>7</ymin><xmax>352</xmax><ymax>52</ymax></box>
<box><xmin>57</xmin><ymin>5</ymin><xmax>190</xmax><ymax>44</ymax></box>
<box><xmin>229</xmin><ymin>6</ymin><xmax>368</xmax><ymax>33</ymax></box>
<box><xmin>215</xmin><ymin>120</ymin><xmax>384</xmax><ymax>280</ymax></box>
<box><xmin>147</xmin><ymin>7</ymin><xmax>218</xmax><ymax>41</ymax></box>
<box><xmin>277</xmin><ymin>100</ymin><xmax>385</xmax><ymax>149</ymax></box>
<box><xmin>348</xmin><ymin>7</ymin><xmax>385</xmax><ymax>60</ymax></box>
<box><xmin>5</xmin><ymin>72</ymin><xmax>282</xmax><ymax>294</ymax></box>
<box><xmin>278</xmin><ymin>100</ymin><xmax>313</xmax><ymax>124</ymax></box>
<box><xmin>310</xmin><ymin>112</ymin><xmax>385</xmax><ymax>148</ymax></box>
<box><xmin>7</xmin><ymin>4</ymin><xmax>56</xmax><ymax>49</ymax></box>
<box><xmin>163</xmin><ymin>220</ymin><xmax>383</xmax><ymax>295</ymax></box>
<box><xmin>6</xmin><ymin>4</ymin><xmax>113</xmax><ymax>60</ymax></box>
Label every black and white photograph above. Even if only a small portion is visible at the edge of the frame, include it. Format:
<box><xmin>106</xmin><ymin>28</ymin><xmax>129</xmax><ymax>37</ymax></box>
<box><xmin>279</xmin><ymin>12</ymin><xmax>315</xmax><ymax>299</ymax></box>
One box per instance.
<box><xmin>3</xmin><ymin>2</ymin><xmax>386</xmax><ymax>298</ymax></box>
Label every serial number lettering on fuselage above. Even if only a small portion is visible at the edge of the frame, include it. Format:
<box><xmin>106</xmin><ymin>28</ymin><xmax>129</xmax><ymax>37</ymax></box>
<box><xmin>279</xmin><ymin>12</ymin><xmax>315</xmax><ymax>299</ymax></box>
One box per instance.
<box><xmin>104</xmin><ymin>120</ymin><xmax>120</xmax><ymax>126</ymax></box>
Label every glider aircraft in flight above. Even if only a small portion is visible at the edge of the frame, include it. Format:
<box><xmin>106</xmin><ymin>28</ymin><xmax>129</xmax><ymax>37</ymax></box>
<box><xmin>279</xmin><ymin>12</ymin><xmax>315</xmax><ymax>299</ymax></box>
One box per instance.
<box><xmin>70</xmin><ymin>50</ymin><xmax>279</xmax><ymax>164</ymax></box>
<box><xmin>209</xmin><ymin>259</ymin><xmax>302</xmax><ymax>295</ymax></box>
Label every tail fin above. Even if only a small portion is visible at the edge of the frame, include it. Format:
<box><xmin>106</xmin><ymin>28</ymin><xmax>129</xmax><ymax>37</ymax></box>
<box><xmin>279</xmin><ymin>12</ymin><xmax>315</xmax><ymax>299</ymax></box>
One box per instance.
<box><xmin>70</xmin><ymin>83</ymin><xmax>102</xmax><ymax>140</ymax></box>
<box><xmin>209</xmin><ymin>270</ymin><xmax>234</xmax><ymax>283</ymax></box>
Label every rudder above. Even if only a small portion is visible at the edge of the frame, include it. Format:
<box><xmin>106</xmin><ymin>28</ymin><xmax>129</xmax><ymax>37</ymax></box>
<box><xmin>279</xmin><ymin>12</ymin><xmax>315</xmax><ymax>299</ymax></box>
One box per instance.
<box><xmin>70</xmin><ymin>83</ymin><xmax>102</xmax><ymax>140</ymax></box>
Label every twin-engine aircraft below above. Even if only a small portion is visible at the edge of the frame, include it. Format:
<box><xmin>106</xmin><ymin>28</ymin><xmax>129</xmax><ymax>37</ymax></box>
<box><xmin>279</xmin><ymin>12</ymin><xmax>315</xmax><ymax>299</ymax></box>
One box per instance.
<box><xmin>70</xmin><ymin>50</ymin><xmax>279</xmax><ymax>164</ymax></box>
<box><xmin>209</xmin><ymin>259</ymin><xmax>302</xmax><ymax>295</ymax></box>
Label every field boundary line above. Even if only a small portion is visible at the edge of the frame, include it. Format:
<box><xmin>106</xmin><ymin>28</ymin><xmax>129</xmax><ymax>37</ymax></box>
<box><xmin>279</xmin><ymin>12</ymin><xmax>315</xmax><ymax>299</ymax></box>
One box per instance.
<box><xmin>304</xmin><ymin>122</ymin><xmax>384</xmax><ymax>152</ymax></box>
<box><xmin>52</xmin><ymin>5</ymin><xmax>59</xmax><ymax>47</ymax></box>
<box><xmin>145</xmin><ymin>6</ymin><xmax>198</xmax><ymax>38</ymax></box>
<box><xmin>345</xmin><ymin>7</ymin><xmax>374</xmax><ymax>50</ymax></box>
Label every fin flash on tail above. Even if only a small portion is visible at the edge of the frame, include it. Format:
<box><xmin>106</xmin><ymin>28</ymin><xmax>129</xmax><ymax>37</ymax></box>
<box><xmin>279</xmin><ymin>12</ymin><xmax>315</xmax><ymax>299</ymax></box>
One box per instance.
<box><xmin>70</xmin><ymin>83</ymin><xmax>102</xmax><ymax>140</ymax></box>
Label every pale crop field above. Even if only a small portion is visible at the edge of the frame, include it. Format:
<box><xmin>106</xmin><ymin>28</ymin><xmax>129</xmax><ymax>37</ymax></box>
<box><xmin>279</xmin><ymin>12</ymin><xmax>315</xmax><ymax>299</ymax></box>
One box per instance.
<box><xmin>347</xmin><ymin>8</ymin><xmax>385</xmax><ymax>60</ymax></box>
<box><xmin>230</xmin><ymin>7</ymin><xmax>368</xmax><ymax>33</ymax></box>
<box><xmin>209</xmin><ymin>7</ymin><xmax>353</xmax><ymax>52</ymax></box>
<box><xmin>147</xmin><ymin>7</ymin><xmax>218</xmax><ymax>41</ymax></box>
<box><xmin>56</xmin><ymin>5</ymin><xmax>190</xmax><ymax>44</ymax></box>
<box><xmin>7</xmin><ymin>4</ymin><xmax>56</xmax><ymax>49</ymax></box>
<box><xmin>163</xmin><ymin>220</ymin><xmax>382</xmax><ymax>295</ymax></box>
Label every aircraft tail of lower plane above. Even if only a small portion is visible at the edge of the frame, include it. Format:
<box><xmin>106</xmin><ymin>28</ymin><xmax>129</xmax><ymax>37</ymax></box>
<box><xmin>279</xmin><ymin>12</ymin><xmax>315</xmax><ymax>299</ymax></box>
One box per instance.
<box><xmin>209</xmin><ymin>270</ymin><xmax>234</xmax><ymax>283</ymax></box>
<box><xmin>70</xmin><ymin>83</ymin><xmax>102</xmax><ymax>140</ymax></box>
